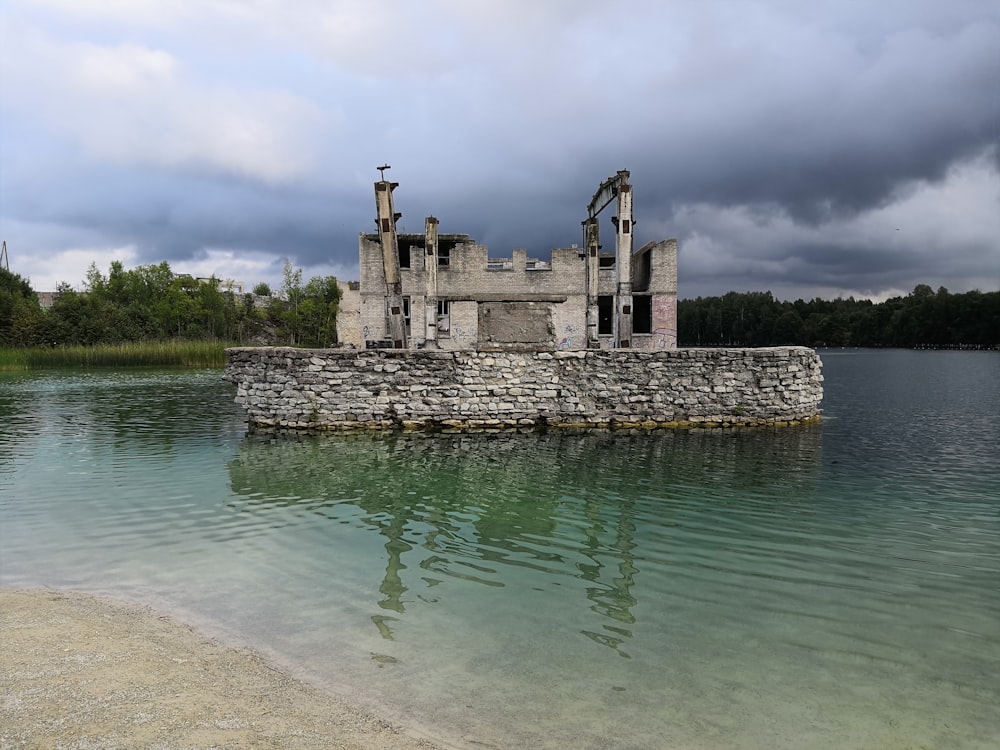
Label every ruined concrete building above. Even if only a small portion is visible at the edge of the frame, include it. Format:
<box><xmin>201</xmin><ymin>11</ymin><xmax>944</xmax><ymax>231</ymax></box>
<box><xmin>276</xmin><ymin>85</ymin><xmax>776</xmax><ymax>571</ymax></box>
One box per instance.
<box><xmin>352</xmin><ymin>169</ymin><xmax>677</xmax><ymax>351</ymax></box>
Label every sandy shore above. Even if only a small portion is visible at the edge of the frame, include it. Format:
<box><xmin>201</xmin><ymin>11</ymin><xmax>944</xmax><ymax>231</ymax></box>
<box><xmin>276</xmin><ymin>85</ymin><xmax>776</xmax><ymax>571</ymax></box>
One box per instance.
<box><xmin>1</xmin><ymin>588</ymin><xmax>445</xmax><ymax>750</ymax></box>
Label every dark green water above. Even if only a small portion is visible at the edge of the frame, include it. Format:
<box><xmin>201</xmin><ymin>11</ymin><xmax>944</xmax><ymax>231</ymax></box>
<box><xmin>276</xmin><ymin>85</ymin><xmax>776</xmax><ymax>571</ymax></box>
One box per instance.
<box><xmin>2</xmin><ymin>350</ymin><xmax>998</xmax><ymax>749</ymax></box>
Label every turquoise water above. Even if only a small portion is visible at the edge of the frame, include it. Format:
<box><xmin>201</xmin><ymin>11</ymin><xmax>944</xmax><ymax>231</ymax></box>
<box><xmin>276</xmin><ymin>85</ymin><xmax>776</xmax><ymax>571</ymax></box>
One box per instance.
<box><xmin>1</xmin><ymin>351</ymin><xmax>998</xmax><ymax>749</ymax></box>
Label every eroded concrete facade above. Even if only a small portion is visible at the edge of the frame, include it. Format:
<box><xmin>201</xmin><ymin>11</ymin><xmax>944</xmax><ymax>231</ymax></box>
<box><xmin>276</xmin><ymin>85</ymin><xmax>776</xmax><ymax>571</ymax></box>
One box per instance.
<box><xmin>353</xmin><ymin>173</ymin><xmax>678</xmax><ymax>351</ymax></box>
<box><xmin>357</xmin><ymin>233</ymin><xmax>678</xmax><ymax>351</ymax></box>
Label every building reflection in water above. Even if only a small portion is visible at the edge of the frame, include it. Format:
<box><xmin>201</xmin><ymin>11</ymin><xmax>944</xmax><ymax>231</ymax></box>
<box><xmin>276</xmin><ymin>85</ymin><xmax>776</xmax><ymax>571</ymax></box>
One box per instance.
<box><xmin>227</xmin><ymin>426</ymin><xmax>822</xmax><ymax>653</ymax></box>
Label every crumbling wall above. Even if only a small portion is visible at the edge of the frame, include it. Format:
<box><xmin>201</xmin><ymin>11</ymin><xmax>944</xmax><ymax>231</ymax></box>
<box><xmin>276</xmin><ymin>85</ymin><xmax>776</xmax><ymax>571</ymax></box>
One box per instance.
<box><xmin>640</xmin><ymin>294</ymin><xmax>677</xmax><ymax>351</ymax></box>
<box><xmin>478</xmin><ymin>301</ymin><xmax>553</xmax><ymax>346</ymax></box>
<box><xmin>552</xmin><ymin>297</ymin><xmax>587</xmax><ymax>350</ymax></box>
<box><xmin>225</xmin><ymin>347</ymin><xmax>823</xmax><ymax>430</ymax></box>
<box><xmin>336</xmin><ymin>282</ymin><xmax>362</xmax><ymax>348</ymax></box>
<box><xmin>448</xmin><ymin>301</ymin><xmax>478</xmax><ymax>349</ymax></box>
<box><xmin>353</xmin><ymin>231</ymin><xmax>679</xmax><ymax>351</ymax></box>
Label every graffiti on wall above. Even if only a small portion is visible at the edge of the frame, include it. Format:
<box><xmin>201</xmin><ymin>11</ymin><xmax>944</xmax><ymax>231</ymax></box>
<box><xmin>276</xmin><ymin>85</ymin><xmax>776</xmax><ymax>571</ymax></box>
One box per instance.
<box><xmin>652</xmin><ymin>296</ymin><xmax>673</xmax><ymax>324</ymax></box>
<box><xmin>653</xmin><ymin>328</ymin><xmax>677</xmax><ymax>349</ymax></box>
<box><xmin>558</xmin><ymin>324</ymin><xmax>583</xmax><ymax>350</ymax></box>
<box><xmin>450</xmin><ymin>326</ymin><xmax>471</xmax><ymax>347</ymax></box>
<box><xmin>652</xmin><ymin>296</ymin><xmax>676</xmax><ymax>349</ymax></box>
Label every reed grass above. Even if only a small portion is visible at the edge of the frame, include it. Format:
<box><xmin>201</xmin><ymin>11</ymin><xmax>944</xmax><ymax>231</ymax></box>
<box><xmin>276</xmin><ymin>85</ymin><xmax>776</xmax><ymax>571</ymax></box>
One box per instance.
<box><xmin>0</xmin><ymin>341</ymin><xmax>231</xmax><ymax>370</ymax></box>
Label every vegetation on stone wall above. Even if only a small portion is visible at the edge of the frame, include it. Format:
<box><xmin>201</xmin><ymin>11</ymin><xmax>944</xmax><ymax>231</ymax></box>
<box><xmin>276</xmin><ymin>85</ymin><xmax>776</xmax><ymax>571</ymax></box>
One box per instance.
<box><xmin>678</xmin><ymin>285</ymin><xmax>999</xmax><ymax>349</ymax></box>
<box><xmin>0</xmin><ymin>260</ymin><xmax>341</xmax><ymax>350</ymax></box>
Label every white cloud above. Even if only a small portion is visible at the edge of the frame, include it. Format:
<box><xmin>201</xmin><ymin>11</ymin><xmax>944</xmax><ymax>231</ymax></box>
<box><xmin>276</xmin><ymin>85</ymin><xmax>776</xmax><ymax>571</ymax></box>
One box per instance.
<box><xmin>71</xmin><ymin>43</ymin><xmax>178</xmax><ymax>93</ymax></box>
<box><xmin>171</xmin><ymin>248</ymin><xmax>278</xmax><ymax>289</ymax></box>
<box><xmin>18</xmin><ymin>245</ymin><xmax>138</xmax><ymax>293</ymax></box>
<box><xmin>172</xmin><ymin>249</ymin><xmax>358</xmax><ymax>297</ymax></box>
<box><xmin>1</xmin><ymin>20</ymin><xmax>334</xmax><ymax>183</ymax></box>
<box><xmin>1</xmin><ymin>0</ymin><xmax>996</xmax><ymax>305</ymax></box>
<box><xmin>877</xmin><ymin>150</ymin><xmax>1000</xmax><ymax>250</ymax></box>
<box><xmin>671</xmin><ymin>149</ymin><xmax>1000</xmax><ymax>300</ymax></box>
<box><xmin>12</xmin><ymin>0</ymin><xmax>191</xmax><ymax>25</ymax></box>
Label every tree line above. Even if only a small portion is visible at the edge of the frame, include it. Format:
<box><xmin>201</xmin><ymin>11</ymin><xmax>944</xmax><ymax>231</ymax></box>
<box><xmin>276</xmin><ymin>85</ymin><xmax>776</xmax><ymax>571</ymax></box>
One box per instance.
<box><xmin>4</xmin><ymin>261</ymin><xmax>997</xmax><ymax>350</ymax></box>
<box><xmin>1</xmin><ymin>260</ymin><xmax>341</xmax><ymax>348</ymax></box>
<box><xmin>678</xmin><ymin>285</ymin><xmax>999</xmax><ymax>348</ymax></box>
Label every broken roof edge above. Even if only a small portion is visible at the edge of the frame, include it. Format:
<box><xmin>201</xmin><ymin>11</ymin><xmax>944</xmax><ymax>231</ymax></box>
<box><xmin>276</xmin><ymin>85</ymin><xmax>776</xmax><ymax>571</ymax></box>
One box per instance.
<box><xmin>361</xmin><ymin>232</ymin><xmax>476</xmax><ymax>242</ymax></box>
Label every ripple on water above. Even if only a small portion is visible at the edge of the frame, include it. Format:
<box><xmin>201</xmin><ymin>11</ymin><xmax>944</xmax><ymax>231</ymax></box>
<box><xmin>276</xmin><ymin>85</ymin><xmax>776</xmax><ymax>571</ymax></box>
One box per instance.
<box><xmin>2</xmin><ymin>361</ymin><xmax>999</xmax><ymax>749</ymax></box>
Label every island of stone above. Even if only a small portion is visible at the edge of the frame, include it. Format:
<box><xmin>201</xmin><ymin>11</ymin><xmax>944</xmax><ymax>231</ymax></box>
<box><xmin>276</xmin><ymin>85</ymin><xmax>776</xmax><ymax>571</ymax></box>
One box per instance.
<box><xmin>225</xmin><ymin>169</ymin><xmax>823</xmax><ymax>430</ymax></box>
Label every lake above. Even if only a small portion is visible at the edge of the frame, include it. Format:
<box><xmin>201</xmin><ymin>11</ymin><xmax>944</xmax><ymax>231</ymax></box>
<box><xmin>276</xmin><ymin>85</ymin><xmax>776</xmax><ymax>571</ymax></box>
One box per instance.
<box><xmin>1</xmin><ymin>349</ymin><xmax>998</xmax><ymax>749</ymax></box>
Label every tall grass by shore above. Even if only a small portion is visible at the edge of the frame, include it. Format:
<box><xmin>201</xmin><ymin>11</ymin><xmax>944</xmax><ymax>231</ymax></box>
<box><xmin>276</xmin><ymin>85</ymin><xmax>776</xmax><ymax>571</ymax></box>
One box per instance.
<box><xmin>0</xmin><ymin>341</ymin><xmax>231</xmax><ymax>370</ymax></box>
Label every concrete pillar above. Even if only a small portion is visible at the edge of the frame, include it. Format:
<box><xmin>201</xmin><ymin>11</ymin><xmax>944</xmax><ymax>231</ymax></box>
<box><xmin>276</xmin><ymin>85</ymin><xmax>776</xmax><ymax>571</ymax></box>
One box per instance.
<box><xmin>583</xmin><ymin>217</ymin><xmax>600</xmax><ymax>348</ymax></box>
<box><xmin>512</xmin><ymin>248</ymin><xmax>527</xmax><ymax>272</ymax></box>
<box><xmin>614</xmin><ymin>179</ymin><xmax>633</xmax><ymax>348</ymax></box>
<box><xmin>375</xmin><ymin>179</ymin><xmax>407</xmax><ymax>348</ymax></box>
<box><xmin>424</xmin><ymin>216</ymin><xmax>439</xmax><ymax>347</ymax></box>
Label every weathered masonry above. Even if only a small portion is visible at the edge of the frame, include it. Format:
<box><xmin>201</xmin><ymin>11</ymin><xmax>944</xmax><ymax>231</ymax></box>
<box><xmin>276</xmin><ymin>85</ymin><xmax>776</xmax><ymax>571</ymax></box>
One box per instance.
<box><xmin>225</xmin><ymin>346</ymin><xmax>823</xmax><ymax>430</ymax></box>
<box><xmin>353</xmin><ymin>169</ymin><xmax>678</xmax><ymax>352</ymax></box>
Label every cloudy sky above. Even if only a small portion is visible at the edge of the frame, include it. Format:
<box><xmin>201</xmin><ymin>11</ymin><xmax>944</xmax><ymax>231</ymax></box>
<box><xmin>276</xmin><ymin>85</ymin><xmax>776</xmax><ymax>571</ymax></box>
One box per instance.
<box><xmin>2</xmin><ymin>0</ymin><xmax>998</xmax><ymax>301</ymax></box>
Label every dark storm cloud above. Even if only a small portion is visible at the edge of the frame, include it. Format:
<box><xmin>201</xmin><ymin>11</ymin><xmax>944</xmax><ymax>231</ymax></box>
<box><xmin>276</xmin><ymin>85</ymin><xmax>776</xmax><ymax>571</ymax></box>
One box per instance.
<box><xmin>5</xmin><ymin>164</ymin><xmax>348</xmax><ymax>271</ymax></box>
<box><xmin>360</xmin><ymin>5</ymin><xmax>1000</xmax><ymax>300</ymax></box>
<box><xmin>1</xmin><ymin>1</ymin><xmax>998</xmax><ymax>299</ymax></box>
<box><xmin>587</xmin><ymin>17</ymin><xmax>1000</xmax><ymax>225</ymax></box>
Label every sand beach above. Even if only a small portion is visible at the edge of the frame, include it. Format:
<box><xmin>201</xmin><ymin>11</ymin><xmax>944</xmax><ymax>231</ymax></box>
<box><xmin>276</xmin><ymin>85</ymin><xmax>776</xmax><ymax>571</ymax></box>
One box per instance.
<box><xmin>1</xmin><ymin>588</ymin><xmax>446</xmax><ymax>750</ymax></box>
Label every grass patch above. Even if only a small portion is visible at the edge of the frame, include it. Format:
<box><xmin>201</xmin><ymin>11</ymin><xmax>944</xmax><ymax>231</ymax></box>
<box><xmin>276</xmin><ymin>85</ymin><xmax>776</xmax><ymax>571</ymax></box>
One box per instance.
<box><xmin>0</xmin><ymin>341</ymin><xmax>232</xmax><ymax>370</ymax></box>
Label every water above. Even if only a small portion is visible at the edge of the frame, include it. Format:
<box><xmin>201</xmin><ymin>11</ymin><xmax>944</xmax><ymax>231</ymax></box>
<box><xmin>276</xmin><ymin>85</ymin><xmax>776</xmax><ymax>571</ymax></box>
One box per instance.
<box><xmin>1</xmin><ymin>351</ymin><xmax>998</xmax><ymax>749</ymax></box>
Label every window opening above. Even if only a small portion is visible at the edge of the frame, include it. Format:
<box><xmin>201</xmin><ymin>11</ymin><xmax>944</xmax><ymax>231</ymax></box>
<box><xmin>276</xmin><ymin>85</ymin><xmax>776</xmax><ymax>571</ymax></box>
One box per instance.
<box><xmin>437</xmin><ymin>299</ymin><xmax>451</xmax><ymax>337</ymax></box>
<box><xmin>633</xmin><ymin>295</ymin><xmax>652</xmax><ymax>334</ymax></box>
<box><xmin>598</xmin><ymin>295</ymin><xmax>614</xmax><ymax>335</ymax></box>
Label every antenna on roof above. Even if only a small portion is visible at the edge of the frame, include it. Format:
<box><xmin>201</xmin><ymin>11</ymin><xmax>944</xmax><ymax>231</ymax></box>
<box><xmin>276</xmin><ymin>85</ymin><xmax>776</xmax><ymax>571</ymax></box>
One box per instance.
<box><xmin>377</xmin><ymin>164</ymin><xmax>391</xmax><ymax>181</ymax></box>
<box><xmin>1</xmin><ymin>241</ymin><xmax>8</xmax><ymax>272</ymax></box>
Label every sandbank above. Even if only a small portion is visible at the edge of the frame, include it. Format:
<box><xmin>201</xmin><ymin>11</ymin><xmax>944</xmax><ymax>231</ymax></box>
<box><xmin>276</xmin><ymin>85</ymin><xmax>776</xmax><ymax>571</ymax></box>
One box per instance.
<box><xmin>1</xmin><ymin>588</ymin><xmax>445</xmax><ymax>750</ymax></box>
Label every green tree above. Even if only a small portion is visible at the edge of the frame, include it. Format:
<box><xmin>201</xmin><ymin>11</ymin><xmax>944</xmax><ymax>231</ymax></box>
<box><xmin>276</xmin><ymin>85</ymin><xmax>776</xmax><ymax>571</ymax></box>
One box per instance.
<box><xmin>0</xmin><ymin>268</ymin><xmax>42</xmax><ymax>346</ymax></box>
<box><xmin>193</xmin><ymin>277</ymin><xmax>227</xmax><ymax>339</ymax></box>
<box><xmin>299</xmin><ymin>276</ymin><xmax>342</xmax><ymax>347</ymax></box>
<box><xmin>44</xmin><ymin>284</ymin><xmax>106</xmax><ymax>344</ymax></box>
<box><xmin>273</xmin><ymin>260</ymin><xmax>305</xmax><ymax>345</ymax></box>
<box><xmin>678</xmin><ymin>287</ymin><xmax>999</xmax><ymax>349</ymax></box>
<box><xmin>772</xmin><ymin>309</ymin><xmax>803</xmax><ymax>343</ymax></box>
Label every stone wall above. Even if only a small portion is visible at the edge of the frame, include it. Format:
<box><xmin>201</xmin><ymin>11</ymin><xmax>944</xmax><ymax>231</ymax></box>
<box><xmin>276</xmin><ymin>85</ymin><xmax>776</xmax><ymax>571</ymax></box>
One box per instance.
<box><xmin>224</xmin><ymin>346</ymin><xmax>823</xmax><ymax>430</ymax></box>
